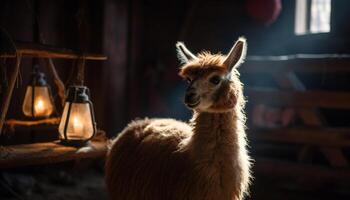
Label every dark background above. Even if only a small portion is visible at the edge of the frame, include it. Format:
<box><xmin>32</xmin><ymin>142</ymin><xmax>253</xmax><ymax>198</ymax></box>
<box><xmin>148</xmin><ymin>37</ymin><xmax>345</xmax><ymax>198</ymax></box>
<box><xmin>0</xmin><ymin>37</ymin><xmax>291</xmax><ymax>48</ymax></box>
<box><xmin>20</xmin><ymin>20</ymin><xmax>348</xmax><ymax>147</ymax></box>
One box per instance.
<box><xmin>1</xmin><ymin>0</ymin><xmax>350</xmax><ymax>199</ymax></box>
<box><xmin>0</xmin><ymin>0</ymin><xmax>349</xmax><ymax>136</ymax></box>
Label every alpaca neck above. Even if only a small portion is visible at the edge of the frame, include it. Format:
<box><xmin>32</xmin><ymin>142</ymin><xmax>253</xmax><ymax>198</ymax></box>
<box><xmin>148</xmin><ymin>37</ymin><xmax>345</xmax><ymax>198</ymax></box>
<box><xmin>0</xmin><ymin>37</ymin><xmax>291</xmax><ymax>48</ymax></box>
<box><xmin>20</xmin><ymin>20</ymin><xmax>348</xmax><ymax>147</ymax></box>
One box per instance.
<box><xmin>186</xmin><ymin>110</ymin><xmax>244</xmax><ymax>162</ymax></box>
<box><xmin>181</xmin><ymin>109</ymin><xmax>249</xmax><ymax>199</ymax></box>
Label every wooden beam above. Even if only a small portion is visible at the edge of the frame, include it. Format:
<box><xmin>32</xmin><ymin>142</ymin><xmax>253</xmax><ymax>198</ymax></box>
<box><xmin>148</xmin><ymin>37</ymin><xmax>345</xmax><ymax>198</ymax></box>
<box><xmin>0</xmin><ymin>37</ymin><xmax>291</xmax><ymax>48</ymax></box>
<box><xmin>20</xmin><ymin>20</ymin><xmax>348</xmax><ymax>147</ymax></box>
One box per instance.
<box><xmin>0</xmin><ymin>42</ymin><xmax>107</xmax><ymax>60</ymax></box>
<box><xmin>249</xmin><ymin>128</ymin><xmax>350</xmax><ymax>147</ymax></box>
<box><xmin>248</xmin><ymin>54</ymin><xmax>350</xmax><ymax>61</ymax></box>
<box><xmin>246</xmin><ymin>87</ymin><xmax>350</xmax><ymax>109</ymax></box>
<box><xmin>0</xmin><ymin>140</ymin><xmax>107</xmax><ymax>169</ymax></box>
<box><xmin>255</xmin><ymin>157</ymin><xmax>350</xmax><ymax>183</ymax></box>
<box><xmin>243</xmin><ymin>54</ymin><xmax>350</xmax><ymax>73</ymax></box>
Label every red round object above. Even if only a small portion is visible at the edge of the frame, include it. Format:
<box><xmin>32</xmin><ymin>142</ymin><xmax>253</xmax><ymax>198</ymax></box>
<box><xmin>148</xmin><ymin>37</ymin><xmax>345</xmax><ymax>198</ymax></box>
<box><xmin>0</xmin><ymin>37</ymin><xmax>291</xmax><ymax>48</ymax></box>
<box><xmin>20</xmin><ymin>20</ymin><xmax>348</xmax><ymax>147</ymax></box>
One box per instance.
<box><xmin>246</xmin><ymin>0</ymin><xmax>282</xmax><ymax>25</ymax></box>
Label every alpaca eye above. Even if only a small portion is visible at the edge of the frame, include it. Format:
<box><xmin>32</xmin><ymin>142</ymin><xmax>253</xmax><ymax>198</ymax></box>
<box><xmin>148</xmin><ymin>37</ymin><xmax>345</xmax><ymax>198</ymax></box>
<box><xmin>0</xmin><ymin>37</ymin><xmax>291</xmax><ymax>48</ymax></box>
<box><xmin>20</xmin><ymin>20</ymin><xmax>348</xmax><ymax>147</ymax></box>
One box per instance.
<box><xmin>209</xmin><ymin>76</ymin><xmax>221</xmax><ymax>85</ymax></box>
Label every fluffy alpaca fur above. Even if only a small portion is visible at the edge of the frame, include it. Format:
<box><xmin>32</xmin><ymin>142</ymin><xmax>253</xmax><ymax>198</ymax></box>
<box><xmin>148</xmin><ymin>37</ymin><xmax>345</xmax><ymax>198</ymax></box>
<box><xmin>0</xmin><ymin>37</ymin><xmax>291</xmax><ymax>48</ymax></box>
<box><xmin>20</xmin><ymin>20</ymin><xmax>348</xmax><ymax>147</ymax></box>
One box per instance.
<box><xmin>105</xmin><ymin>37</ymin><xmax>252</xmax><ymax>200</ymax></box>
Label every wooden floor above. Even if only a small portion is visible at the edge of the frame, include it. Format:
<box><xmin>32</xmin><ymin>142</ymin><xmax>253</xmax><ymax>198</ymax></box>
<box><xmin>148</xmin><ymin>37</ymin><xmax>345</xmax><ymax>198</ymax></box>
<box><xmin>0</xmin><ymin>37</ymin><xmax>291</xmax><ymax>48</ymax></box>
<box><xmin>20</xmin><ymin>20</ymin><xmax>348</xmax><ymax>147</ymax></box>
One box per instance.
<box><xmin>1</xmin><ymin>164</ymin><xmax>349</xmax><ymax>200</ymax></box>
<box><xmin>1</xmin><ymin>139</ymin><xmax>349</xmax><ymax>199</ymax></box>
<box><xmin>0</xmin><ymin>168</ymin><xmax>108</xmax><ymax>200</ymax></box>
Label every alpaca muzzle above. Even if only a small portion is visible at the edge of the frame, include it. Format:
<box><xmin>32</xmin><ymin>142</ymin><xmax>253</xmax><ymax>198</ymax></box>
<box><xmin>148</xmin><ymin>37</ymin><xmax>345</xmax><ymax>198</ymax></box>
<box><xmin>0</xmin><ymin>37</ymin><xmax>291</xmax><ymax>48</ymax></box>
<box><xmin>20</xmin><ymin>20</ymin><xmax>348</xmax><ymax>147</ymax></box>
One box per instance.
<box><xmin>185</xmin><ymin>91</ymin><xmax>200</xmax><ymax>108</ymax></box>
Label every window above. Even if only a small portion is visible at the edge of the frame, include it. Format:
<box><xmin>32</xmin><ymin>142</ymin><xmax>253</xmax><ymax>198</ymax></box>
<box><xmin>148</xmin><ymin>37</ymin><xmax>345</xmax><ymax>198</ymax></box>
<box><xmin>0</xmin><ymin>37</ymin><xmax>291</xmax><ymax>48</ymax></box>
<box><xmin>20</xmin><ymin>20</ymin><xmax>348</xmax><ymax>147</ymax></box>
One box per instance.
<box><xmin>295</xmin><ymin>0</ymin><xmax>331</xmax><ymax>35</ymax></box>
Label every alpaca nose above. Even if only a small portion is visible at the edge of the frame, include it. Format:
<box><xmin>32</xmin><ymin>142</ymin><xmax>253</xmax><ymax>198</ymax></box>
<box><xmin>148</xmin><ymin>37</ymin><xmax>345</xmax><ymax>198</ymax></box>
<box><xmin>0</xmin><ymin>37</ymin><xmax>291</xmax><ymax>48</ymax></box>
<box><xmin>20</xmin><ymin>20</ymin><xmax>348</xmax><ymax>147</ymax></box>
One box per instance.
<box><xmin>185</xmin><ymin>91</ymin><xmax>199</xmax><ymax>106</ymax></box>
<box><xmin>185</xmin><ymin>92</ymin><xmax>196</xmax><ymax>102</ymax></box>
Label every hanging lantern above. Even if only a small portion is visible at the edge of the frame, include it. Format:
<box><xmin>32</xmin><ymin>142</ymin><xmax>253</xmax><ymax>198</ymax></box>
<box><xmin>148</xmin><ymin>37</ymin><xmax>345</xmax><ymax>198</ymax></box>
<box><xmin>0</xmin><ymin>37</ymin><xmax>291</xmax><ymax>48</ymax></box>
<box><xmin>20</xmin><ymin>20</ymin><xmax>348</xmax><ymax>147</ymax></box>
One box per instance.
<box><xmin>22</xmin><ymin>66</ymin><xmax>54</xmax><ymax>118</ymax></box>
<box><xmin>58</xmin><ymin>85</ymin><xmax>96</xmax><ymax>146</ymax></box>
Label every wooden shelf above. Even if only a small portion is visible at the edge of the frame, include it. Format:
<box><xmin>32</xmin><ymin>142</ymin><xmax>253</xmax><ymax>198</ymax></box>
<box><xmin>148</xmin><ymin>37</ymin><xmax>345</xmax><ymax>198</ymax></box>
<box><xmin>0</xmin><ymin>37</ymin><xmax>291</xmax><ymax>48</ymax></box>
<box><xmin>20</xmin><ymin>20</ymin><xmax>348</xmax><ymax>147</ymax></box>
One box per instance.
<box><xmin>0</xmin><ymin>41</ymin><xmax>107</xmax><ymax>60</ymax></box>
<box><xmin>0</xmin><ymin>139</ymin><xmax>108</xmax><ymax>169</ymax></box>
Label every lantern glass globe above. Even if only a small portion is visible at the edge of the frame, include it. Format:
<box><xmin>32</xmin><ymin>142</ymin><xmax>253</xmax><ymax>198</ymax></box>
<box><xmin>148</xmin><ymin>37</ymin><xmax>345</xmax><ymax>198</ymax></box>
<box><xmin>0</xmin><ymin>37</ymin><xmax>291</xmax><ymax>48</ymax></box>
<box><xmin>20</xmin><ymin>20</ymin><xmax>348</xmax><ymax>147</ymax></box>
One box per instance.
<box><xmin>22</xmin><ymin>85</ymin><xmax>54</xmax><ymax>118</ymax></box>
<box><xmin>58</xmin><ymin>102</ymin><xmax>94</xmax><ymax>140</ymax></box>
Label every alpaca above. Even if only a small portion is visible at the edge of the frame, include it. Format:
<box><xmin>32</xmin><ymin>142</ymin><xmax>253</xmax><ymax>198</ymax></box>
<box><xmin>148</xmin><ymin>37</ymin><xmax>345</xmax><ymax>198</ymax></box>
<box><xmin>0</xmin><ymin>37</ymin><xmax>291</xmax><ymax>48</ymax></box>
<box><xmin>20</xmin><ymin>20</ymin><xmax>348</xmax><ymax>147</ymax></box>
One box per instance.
<box><xmin>105</xmin><ymin>37</ymin><xmax>252</xmax><ymax>200</ymax></box>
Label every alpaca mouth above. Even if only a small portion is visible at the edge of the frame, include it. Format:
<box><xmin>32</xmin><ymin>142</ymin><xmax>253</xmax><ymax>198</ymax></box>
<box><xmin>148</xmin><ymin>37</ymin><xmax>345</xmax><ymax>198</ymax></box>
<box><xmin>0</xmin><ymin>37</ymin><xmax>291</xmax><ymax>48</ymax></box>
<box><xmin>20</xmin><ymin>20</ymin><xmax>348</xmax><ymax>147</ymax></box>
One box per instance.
<box><xmin>186</xmin><ymin>100</ymin><xmax>200</xmax><ymax>108</ymax></box>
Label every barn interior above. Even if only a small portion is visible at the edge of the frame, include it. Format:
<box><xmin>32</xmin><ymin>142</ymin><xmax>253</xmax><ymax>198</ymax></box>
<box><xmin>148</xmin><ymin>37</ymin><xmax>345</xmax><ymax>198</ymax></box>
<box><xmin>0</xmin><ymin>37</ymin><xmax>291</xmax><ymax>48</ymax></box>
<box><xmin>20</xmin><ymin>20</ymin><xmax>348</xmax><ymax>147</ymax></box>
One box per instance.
<box><xmin>1</xmin><ymin>0</ymin><xmax>350</xmax><ymax>199</ymax></box>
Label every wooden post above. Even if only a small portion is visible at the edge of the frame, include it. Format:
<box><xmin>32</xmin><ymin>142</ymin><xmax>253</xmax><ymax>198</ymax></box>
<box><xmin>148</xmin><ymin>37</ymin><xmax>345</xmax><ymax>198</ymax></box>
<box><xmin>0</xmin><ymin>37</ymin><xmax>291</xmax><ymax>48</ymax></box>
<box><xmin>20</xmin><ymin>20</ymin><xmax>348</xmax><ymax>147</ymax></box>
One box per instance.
<box><xmin>1</xmin><ymin>42</ymin><xmax>107</xmax><ymax>60</ymax></box>
<box><xmin>0</xmin><ymin>54</ymin><xmax>22</xmax><ymax>134</ymax></box>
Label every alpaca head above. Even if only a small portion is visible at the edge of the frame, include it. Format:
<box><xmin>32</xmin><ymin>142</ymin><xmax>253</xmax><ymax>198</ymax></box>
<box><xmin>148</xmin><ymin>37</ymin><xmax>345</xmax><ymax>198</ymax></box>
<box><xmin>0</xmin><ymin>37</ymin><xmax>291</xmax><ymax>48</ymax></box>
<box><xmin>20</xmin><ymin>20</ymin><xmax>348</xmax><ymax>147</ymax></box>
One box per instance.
<box><xmin>177</xmin><ymin>37</ymin><xmax>246</xmax><ymax>113</ymax></box>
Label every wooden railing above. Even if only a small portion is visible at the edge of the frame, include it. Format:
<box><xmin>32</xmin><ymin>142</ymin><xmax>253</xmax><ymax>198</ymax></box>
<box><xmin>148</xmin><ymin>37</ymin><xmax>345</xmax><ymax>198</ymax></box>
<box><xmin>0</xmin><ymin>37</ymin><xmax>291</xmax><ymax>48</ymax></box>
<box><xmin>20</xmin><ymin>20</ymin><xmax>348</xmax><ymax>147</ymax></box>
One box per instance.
<box><xmin>243</xmin><ymin>54</ymin><xmax>350</xmax><ymax>192</ymax></box>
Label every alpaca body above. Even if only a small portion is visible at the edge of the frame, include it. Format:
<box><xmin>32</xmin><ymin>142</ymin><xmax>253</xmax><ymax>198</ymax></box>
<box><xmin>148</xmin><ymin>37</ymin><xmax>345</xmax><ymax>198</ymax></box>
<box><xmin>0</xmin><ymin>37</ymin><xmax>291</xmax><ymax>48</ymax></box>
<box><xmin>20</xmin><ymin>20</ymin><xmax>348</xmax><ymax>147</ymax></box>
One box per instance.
<box><xmin>106</xmin><ymin>112</ymin><xmax>249</xmax><ymax>200</ymax></box>
<box><xmin>105</xmin><ymin>118</ymin><xmax>192</xmax><ymax>200</ymax></box>
<box><xmin>105</xmin><ymin>37</ymin><xmax>252</xmax><ymax>200</ymax></box>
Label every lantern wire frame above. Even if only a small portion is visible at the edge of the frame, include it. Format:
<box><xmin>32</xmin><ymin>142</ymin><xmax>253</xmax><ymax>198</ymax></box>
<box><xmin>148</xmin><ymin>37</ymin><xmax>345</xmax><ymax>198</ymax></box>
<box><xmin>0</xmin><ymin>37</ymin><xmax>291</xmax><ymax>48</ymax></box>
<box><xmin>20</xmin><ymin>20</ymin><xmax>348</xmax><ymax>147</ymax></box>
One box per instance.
<box><xmin>4</xmin><ymin>59</ymin><xmax>62</xmax><ymax>129</ymax></box>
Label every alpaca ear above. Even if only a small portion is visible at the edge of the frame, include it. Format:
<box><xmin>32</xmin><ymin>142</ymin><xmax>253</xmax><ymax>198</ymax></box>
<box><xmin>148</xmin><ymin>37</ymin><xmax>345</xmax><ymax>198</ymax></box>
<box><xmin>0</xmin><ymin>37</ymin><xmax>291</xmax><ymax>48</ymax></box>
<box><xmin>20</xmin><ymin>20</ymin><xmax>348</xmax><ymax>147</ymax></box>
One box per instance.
<box><xmin>223</xmin><ymin>37</ymin><xmax>247</xmax><ymax>71</ymax></box>
<box><xmin>176</xmin><ymin>42</ymin><xmax>198</xmax><ymax>64</ymax></box>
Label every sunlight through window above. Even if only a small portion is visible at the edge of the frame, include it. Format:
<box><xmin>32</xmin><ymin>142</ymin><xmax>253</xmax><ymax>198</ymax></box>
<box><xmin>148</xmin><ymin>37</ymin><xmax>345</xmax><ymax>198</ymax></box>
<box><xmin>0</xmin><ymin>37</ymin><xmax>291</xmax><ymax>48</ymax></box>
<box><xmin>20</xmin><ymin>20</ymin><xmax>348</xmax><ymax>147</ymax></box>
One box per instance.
<box><xmin>295</xmin><ymin>0</ymin><xmax>331</xmax><ymax>35</ymax></box>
